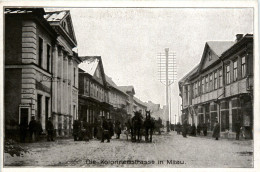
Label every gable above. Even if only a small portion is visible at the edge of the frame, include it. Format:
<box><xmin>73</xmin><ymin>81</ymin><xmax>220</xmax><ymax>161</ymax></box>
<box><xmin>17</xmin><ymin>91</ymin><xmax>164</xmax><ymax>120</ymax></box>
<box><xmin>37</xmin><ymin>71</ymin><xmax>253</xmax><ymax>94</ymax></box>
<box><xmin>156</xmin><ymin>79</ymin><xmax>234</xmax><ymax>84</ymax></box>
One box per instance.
<box><xmin>200</xmin><ymin>46</ymin><xmax>219</xmax><ymax>71</ymax></box>
<box><xmin>92</xmin><ymin>60</ymin><xmax>107</xmax><ymax>87</ymax></box>
<box><xmin>60</xmin><ymin>13</ymin><xmax>77</xmax><ymax>45</ymax></box>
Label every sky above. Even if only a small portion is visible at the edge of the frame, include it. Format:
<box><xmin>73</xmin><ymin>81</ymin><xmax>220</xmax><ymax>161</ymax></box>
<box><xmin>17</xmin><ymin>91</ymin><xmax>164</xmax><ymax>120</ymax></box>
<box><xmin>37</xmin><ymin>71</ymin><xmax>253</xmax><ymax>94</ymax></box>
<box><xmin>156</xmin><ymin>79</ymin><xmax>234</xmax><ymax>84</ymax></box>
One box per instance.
<box><xmin>46</xmin><ymin>7</ymin><xmax>253</xmax><ymax>123</ymax></box>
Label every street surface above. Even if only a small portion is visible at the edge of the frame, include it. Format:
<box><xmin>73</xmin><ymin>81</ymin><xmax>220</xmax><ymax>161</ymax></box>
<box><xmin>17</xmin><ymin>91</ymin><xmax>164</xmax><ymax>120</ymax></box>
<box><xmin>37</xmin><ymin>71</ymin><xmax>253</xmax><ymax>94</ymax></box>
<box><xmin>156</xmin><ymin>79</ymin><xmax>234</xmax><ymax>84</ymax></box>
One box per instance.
<box><xmin>4</xmin><ymin>132</ymin><xmax>253</xmax><ymax>167</ymax></box>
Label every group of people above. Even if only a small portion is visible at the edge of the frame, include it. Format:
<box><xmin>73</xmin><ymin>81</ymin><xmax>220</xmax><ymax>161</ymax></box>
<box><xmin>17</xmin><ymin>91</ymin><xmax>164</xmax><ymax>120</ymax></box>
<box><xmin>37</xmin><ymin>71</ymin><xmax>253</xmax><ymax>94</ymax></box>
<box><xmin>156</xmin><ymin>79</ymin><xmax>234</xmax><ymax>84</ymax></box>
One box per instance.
<box><xmin>175</xmin><ymin>119</ymin><xmax>221</xmax><ymax>140</ymax></box>
<box><xmin>19</xmin><ymin>116</ymin><xmax>54</xmax><ymax>143</ymax></box>
<box><xmin>73</xmin><ymin>117</ymin><xmax>122</xmax><ymax>143</ymax></box>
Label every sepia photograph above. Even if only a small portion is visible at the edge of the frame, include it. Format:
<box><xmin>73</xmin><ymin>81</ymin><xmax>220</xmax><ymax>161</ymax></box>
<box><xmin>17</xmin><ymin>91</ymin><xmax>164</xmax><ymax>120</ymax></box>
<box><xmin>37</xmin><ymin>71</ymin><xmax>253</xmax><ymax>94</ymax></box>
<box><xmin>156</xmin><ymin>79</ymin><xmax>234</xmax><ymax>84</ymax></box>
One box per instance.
<box><xmin>1</xmin><ymin>1</ymin><xmax>257</xmax><ymax>170</ymax></box>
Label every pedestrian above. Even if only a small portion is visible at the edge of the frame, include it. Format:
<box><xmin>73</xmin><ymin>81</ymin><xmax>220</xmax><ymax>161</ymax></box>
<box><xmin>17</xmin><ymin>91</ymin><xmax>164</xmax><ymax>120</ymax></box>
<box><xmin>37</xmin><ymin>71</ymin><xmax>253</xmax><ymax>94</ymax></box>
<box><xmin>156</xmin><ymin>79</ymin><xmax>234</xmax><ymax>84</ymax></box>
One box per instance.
<box><xmin>108</xmin><ymin>119</ymin><xmax>114</xmax><ymax>139</ymax></box>
<box><xmin>19</xmin><ymin>117</ymin><xmax>28</xmax><ymax>143</ymax></box>
<box><xmin>176</xmin><ymin>122</ymin><xmax>181</xmax><ymax>134</ymax></box>
<box><xmin>101</xmin><ymin>117</ymin><xmax>110</xmax><ymax>143</ymax></box>
<box><xmin>182</xmin><ymin>119</ymin><xmax>188</xmax><ymax>138</ymax></box>
<box><xmin>235</xmin><ymin>120</ymin><xmax>241</xmax><ymax>140</ymax></box>
<box><xmin>29</xmin><ymin>116</ymin><xmax>37</xmax><ymax>142</ymax></box>
<box><xmin>73</xmin><ymin>120</ymin><xmax>80</xmax><ymax>141</ymax></box>
<box><xmin>191</xmin><ymin>123</ymin><xmax>196</xmax><ymax>136</ymax></box>
<box><xmin>46</xmin><ymin>117</ymin><xmax>54</xmax><ymax>141</ymax></box>
<box><xmin>197</xmin><ymin>123</ymin><xmax>201</xmax><ymax>136</ymax></box>
<box><xmin>203</xmin><ymin>122</ymin><xmax>208</xmax><ymax>136</ymax></box>
<box><xmin>212</xmin><ymin>119</ymin><xmax>220</xmax><ymax>140</ymax></box>
<box><xmin>115</xmin><ymin>120</ymin><xmax>121</xmax><ymax>139</ymax></box>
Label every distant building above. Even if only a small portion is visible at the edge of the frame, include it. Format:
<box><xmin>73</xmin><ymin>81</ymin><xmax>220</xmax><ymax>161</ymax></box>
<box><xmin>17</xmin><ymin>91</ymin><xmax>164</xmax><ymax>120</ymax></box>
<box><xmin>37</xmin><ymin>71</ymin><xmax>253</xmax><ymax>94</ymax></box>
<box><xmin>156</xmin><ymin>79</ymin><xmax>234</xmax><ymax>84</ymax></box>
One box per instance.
<box><xmin>78</xmin><ymin>56</ymin><xmax>110</xmax><ymax>126</ymax></box>
<box><xmin>145</xmin><ymin>101</ymin><xmax>160</xmax><ymax>112</ymax></box>
<box><xmin>118</xmin><ymin>86</ymin><xmax>136</xmax><ymax>117</ymax></box>
<box><xmin>179</xmin><ymin>34</ymin><xmax>253</xmax><ymax>139</ymax></box>
<box><xmin>106</xmin><ymin>75</ymin><xmax>130</xmax><ymax>123</ymax></box>
<box><xmin>133</xmin><ymin>97</ymin><xmax>147</xmax><ymax>117</ymax></box>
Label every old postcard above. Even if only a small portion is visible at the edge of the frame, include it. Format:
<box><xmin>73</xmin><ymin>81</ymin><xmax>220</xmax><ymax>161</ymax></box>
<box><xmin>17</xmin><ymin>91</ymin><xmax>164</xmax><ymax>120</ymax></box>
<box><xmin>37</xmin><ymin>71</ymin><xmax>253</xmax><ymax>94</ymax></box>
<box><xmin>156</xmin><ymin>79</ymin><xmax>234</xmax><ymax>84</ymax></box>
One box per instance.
<box><xmin>0</xmin><ymin>0</ymin><xmax>259</xmax><ymax>171</ymax></box>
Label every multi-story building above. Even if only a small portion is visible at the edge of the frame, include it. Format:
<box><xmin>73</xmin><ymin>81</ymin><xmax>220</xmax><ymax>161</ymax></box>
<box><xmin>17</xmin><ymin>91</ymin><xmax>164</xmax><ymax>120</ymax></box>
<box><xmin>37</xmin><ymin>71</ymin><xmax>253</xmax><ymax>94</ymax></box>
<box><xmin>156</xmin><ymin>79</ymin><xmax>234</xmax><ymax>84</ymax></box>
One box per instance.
<box><xmin>4</xmin><ymin>8</ymin><xmax>81</xmax><ymax>139</ymax></box>
<box><xmin>78</xmin><ymin>56</ymin><xmax>111</xmax><ymax>126</ymax></box>
<box><xmin>133</xmin><ymin>97</ymin><xmax>147</xmax><ymax>117</ymax></box>
<box><xmin>44</xmin><ymin>10</ymin><xmax>82</xmax><ymax>136</ymax></box>
<box><xmin>118</xmin><ymin>86</ymin><xmax>136</xmax><ymax>117</ymax></box>
<box><xmin>4</xmin><ymin>8</ymin><xmax>58</xmax><ymax>137</ymax></box>
<box><xmin>106</xmin><ymin>75</ymin><xmax>130</xmax><ymax>123</ymax></box>
<box><xmin>179</xmin><ymin>34</ymin><xmax>253</xmax><ymax>139</ymax></box>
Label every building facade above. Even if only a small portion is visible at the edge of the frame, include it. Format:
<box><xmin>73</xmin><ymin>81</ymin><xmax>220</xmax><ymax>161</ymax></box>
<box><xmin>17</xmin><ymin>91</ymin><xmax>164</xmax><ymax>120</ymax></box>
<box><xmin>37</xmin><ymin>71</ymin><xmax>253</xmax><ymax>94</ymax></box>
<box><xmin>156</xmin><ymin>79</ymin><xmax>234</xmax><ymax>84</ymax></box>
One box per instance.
<box><xmin>4</xmin><ymin>8</ymin><xmax>81</xmax><ymax>139</ymax></box>
<box><xmin>106</xmin><ymin>75</ymin><xmax>130</xmax><ymax>124</ymax></box>
<box><xmin>179</xmin><ymin>34</ymin><xmax>253</xmax><ymax>139</ymax></box>
<box><xmin>133</xmin><ymin>97</ymin><xmax>147</xmax><ymax>117</ymax></box>
<box><xmin>5</xmin><ymin>8</ymin><xmax>57</xmax><ymax>137</ymax></box>
<box><xmin>118</xmin><ymin>86</ymin><xmax>136</xmax><ymax>117</ymax></box>
<box><xmin>78</xmin><ymin>56</ymin><xmax>111</xmax><ymax>127</ymax></box>
<box><xmin>44</xmin><ymin>10</ymin><xmax>82</xmax><ymax>136</ymax></box>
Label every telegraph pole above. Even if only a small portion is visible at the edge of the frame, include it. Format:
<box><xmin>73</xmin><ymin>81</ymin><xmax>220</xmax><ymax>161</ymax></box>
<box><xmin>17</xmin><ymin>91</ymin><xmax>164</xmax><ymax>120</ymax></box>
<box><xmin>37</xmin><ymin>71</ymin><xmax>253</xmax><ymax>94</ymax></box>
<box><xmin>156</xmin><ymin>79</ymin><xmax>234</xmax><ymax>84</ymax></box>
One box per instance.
<box><xmin>157</xmin><ymin>48</ymin><xmax>177</xmax><ymax>133</ymax></box>
<box><xmin>169</xmin><ymin>80</ymin><xmax>172</xmax><ymax>129</ymax></box>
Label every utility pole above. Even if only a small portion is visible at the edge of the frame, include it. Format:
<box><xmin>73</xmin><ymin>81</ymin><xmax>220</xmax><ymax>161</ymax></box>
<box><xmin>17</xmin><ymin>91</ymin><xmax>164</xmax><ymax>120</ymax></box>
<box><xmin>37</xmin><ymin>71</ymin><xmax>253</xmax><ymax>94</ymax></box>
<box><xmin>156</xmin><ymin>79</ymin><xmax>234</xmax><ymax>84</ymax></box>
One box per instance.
<box><xmin>157</xmin><ymin>48</ymin><xmax>177</xmax><ymax>133</ymax></box>
<box><xmin>169</xmin><ymin>80</ymin><xmax>172</xmax><ymax>128</ymax></box>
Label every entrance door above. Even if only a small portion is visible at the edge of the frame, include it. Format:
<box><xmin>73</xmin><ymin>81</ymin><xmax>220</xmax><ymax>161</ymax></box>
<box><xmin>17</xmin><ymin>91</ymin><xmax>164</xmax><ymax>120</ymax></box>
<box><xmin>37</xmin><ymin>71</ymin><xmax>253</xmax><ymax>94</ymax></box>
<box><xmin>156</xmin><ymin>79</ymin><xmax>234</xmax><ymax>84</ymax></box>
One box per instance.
<box><xmin>20</xmin><ymin>108</ymin><xmax>29</xmax><ymax>125</ymax></box>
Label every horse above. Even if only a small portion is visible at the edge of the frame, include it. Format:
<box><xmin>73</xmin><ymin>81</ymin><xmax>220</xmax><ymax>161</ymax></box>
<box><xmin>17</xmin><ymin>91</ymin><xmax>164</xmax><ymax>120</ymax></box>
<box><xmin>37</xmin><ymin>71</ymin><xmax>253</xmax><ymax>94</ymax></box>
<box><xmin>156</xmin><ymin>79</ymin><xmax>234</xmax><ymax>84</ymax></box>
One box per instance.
<box><xmin>143</xmin><ymin>111</ymin><xmax>155</xmax><ymax>142</ymax></box>
<box><xmin>131</xmin><ymin>111</ymin><xmax>143</xmax><ymax>142</ymax></box>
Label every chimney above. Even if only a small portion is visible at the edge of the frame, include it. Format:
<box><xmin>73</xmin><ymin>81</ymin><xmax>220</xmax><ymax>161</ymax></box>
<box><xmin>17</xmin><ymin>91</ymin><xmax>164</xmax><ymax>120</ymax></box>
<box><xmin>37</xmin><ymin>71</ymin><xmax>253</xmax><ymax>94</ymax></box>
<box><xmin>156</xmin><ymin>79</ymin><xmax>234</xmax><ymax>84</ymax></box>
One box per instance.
<box><xmin>236</xmin><ymin>34</ymin><xmax>243</xmax><ymax>42</ymax></box>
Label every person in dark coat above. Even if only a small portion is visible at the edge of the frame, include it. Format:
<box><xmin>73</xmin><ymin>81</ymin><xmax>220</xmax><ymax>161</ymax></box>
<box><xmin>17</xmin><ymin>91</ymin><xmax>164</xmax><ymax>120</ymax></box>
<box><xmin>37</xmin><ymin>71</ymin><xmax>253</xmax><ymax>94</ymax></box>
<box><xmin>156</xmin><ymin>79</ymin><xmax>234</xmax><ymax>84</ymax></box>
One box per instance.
<box><xmin>182</xmin><ymin>120</ymin><xmax>188</xmax><ymax>138</ymax></box>
<box><xmin>212</xmin><ymin>120</ymin><xmax>220</xmax><ymax>140</ymax></box>
<box><xmin>101</xmin><ymin>117</ymin><xmax>110</xmax><ymax>143</ymax></box>
<box><xmin>176</xmin><ymin>122</ymin><xmax>181</xmax><ymax>134</ymax></box>
<box><xmin>108</xmin><ymin>119</ymin><xmax>114</xmax><ymax>139</ymax></box>
<box><xmin>115</xmin><ymin>120</ymin><xmax>121</xmax><ymax>139</ymax></box>
<box><xmin>73</xmin><ymin>120</ymin><xmax>80</xmax><ymax>141</ymax></box>
<box><xmin>19</xmin><ymin>118</ymin><xmax>28</xmax><ymax>143</ymax></box>
<box><xmin>46</xmin><ymin>117</ymin><xmax>54</xmax><ymax>141</ymax></box>
<box><xmin>29</xmin><ymin>116</ymin><xmax>37</xmax><ymax>142</ymax></box>
<box><xmin>203</xmin><ymin>122</ymin><xmax>208</xmax><ymax>136</ymax></box>
<box><xmin>235</xmin><ymin>121</ymin><xmax>241</xmax><ymax>140</ymax></box>
<box><xmin>190</xmin><ymin>123</ymin><xmax>196</xmax><ymax>136</ymax></box>
<box><xmin>197</xmin><ymin>123</ymin><xmax>201</xmax><ymax>136</ymax></box>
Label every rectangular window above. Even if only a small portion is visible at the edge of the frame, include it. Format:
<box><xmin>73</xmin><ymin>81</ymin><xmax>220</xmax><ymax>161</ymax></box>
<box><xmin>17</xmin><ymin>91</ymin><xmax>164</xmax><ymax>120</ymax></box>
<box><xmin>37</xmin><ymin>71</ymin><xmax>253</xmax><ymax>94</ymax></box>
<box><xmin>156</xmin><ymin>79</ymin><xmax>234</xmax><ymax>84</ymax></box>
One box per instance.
<box><xmin>38</xmin><ymin>37</ymin><xmax>43</xmax><ymax>67</ymax></box>
<box><xmin>37</xmin><ymin>94</ymin><xmax>42</xmax><ymax>120</ymax></box>
<box><xmin>198</xmin><ymin>80</ymin><xmax>201</xmax><ymax>95</ymax></box>
<box><xmin>214</xmin><ymin>71</ymin><xmax>218</xmax><ymax>89</ymax></box>
<box><xmin>209</xmin><ymin>74</ymin><xmax>213</xmax><ymax>91</ymax></box>
<box><xmin>47</xmin><ymin>44</ymin><xmax>51</xmax><ymax>72</ymax></box>
<box><xmin>233</xmin><ymin>60</ymin><xmax>238</xmax><ymax>81</ymax></box>
<box><xmin>205</xmin><ymin>76</ymin><xmax>208</xmax><ymax>92</ymax></box>
<box><xmin>73</xmin><ymin>67</ymin><xmax>76</xmax><ymax>86</ymax></box>
<box><xmin>226</xmin><ymin>65</ymin><xmax>230</xmax><ymax>84</ymax></box>
<box><xmin>219</xmin><ymin>69</ymin><xmax>223</xmax><ymax>87</ymax></box>
<box><xmin>241</xmin><ymin>56</ymin><xmax>246</xmax><ymax>78</ymax></box>
<box><xmin>202</xmin><ymin>77</ymin><xmax>205</xmax><ymax>94</ymax></box>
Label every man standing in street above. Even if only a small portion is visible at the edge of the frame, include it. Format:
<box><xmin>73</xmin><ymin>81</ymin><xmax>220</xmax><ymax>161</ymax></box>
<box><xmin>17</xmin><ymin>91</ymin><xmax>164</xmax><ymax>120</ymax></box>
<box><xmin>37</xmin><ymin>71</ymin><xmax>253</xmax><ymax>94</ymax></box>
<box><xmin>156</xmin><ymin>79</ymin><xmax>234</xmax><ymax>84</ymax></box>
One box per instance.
<box><xmin>29</xmin><ymin>116</ymin><xmax>37</xmax><ymax>142</ymax></box>
<box><xmin>212</xmin><ymin>119</ymin><xmax>220</xmax><ymax>140</ymax></box>
<box><xmin>182</xmin><ymin>119</ymin><xmax>188</xmax><ymax>138</ymax></box>
<box><xmin>108</xmin><ymin>119</ymin><xmax>114</xmax><ymax>139</ymax></box>
<box><xmin>101</xmin><ymin>117</ymin><xmax>110</xmax><ymax>143</ymax></box>
<box><xmin>46</xmin><ymin>117</ymin><xmax>54</xmax><ymax>141</ymax></box>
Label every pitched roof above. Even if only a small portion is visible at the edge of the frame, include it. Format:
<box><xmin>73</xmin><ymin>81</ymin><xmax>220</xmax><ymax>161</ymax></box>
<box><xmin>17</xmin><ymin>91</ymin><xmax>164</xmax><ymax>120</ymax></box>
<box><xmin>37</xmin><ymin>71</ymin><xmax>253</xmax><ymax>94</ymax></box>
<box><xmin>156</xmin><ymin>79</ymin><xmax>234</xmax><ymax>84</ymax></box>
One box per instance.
<box><xmin>78</xmin><ymin>56</ymin><xmax>99</xmax><ymax>76</ymax></box>
<box><xmin>133</xmin><ymin>97</ymin><xmax>147</xmax><ymax>108</ymax></box>
<box><xmin>207</xmin><ymin>41</ymin><xmax>235</xmax><ymax>56</ymax></box>
<box><xmin>44</xmin><ymin>10</ymin><xmax>68</xmax><ymax>22</ymax></box>
<box><xmin>118</xmin><ymin>86</ymin><xmax>135</xmax><ymax>95</ymax></box>
<box><xmin>105</xmin><ymin>75</ymin><xmax>128</xmax><ymax>97</ymax></box>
